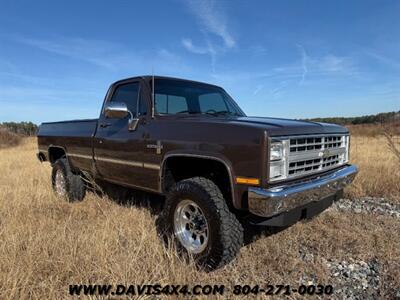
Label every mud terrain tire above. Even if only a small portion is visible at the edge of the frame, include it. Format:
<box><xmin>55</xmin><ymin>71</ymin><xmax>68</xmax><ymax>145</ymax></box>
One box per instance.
<box><xmin>157</xmin><ymin>177</ymin><xmax>243</xmax><ymax>271</ymax></box>
<box><xmin>51</xmin><ymin>158</ymin><xmax>86</xmax><ymax>202</ymax></box>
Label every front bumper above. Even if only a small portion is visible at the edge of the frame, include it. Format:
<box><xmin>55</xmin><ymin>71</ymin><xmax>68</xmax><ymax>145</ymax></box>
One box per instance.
<box><xmin>248</xmin><ymin>165</ymin><xmax>358</xmax><ymax>217</ymax></box>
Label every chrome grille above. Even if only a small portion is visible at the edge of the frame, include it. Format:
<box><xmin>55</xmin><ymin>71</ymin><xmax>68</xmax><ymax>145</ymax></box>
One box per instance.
<box><xmin>289</xmin><ymin>158</ymin><xmax>321</xmax><ymax>175</ymax></box>
<box><xmin>287</xmin><ymin>135</ymin><xmax>348</xmax><ymax>179</ymax></box>
<box><xmin>290</xmin><ymin>135</ymin><xmax>343</xmax><ymax>153</ymax></box>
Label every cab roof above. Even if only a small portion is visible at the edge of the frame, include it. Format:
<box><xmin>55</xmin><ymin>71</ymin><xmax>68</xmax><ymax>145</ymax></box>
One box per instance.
<box><xmin>112</xmin><ymin>75</ymin><xmax>223</xmax><ymax>89</ymax></box>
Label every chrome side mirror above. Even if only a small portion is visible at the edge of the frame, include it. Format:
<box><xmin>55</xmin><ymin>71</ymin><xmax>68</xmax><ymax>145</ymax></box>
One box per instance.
<box><xmin>104</xmin><ymin>102</ymin><xmax>139</xmax><ymax>131</ymax></box>
<box><xmin>104</xmin><ymin>102</ymin><xmax>129</xmax><ymax>119</ymax></box>
<box><xmin>128</xmin><ymin>118</ymin><xmax>139</xmax><ymax>131</ymax></box>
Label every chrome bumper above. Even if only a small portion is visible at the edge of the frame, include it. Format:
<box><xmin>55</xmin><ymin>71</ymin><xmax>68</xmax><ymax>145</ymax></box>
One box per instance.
<box><xmin>248</xmin><ymin>165</ymin><xmax>358</xmax><ymax>217</ymax></box>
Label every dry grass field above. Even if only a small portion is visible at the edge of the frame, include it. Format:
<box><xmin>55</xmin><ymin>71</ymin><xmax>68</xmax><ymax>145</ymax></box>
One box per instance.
<box><xmin>346</xmin><ymin>135</ymin><xmax>400</xmax><ymax>202</ymax></box>
<box><xmin>0</xmin><ymin>129</ymin><xmax>22</xmax><ymax>149</ymax></box>
<box><xmin>0</xmin><ymin>132</ymin><xmax>399</xmax><ymax>299</ymax></box>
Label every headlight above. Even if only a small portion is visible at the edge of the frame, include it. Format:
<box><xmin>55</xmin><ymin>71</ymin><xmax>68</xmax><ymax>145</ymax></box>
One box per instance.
<box><xmin>270</xmin><ymin>142</ymin><xmax>284</xmax><ymax>161</ymax></box>
<box><xmin>269</xmin><ymin>140</ymin><xmax>289</xmax><ymax>181</ymax></box>
<box><xmin>270</xmin><ymin>160</ymin><xmax>286</xmax><ymax>179</ymax></box>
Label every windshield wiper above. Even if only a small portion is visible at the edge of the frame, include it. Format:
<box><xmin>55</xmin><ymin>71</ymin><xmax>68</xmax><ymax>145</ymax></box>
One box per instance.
<box><xmin>207</xmin><ymin>111</ymin><xmax>241</xmax><ymax>117</ymax></box>
<box><xmin>181</xmin><ymin>111</ymin><xmax>241</xmax><ymax>117</ymax></box>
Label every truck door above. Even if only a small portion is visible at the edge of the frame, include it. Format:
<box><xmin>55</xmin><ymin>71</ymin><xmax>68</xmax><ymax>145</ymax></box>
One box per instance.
<box><xmin>93</xmin><ymin>80</ymin><xmax>148</xmax><ymax>187</ymax></box>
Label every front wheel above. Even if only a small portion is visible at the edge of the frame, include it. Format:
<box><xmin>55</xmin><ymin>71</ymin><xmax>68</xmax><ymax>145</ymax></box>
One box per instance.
<box><xmin>156</xmin><ymin>177</ymin><xmax>243</xmax><ymax>271</ymax></box>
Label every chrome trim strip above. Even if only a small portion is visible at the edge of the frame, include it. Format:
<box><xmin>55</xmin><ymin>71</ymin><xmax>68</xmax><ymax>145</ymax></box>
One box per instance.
<box><xmin>248</xmin><ymin>164</ymin><xmax>358</xmax><ymax>217</ymax></box>
<box><xmin>93</xmin><ymin>155</ymin><xmax>160</xmax><ymax>170</ymax></box>
<box><xmin>68</xmin><ymin>153</ymin><xmax>93</xmax><ymax>160</ymax></box>
<box><xmin>143</xmin><ymin>163</ymin><xmax>160</xmax><ymax>170</ymax></box>
<box><xmin>272</xmin><ymin>133</ymin><xmax>349</xmax><ymax>140</ymax></box>
<box><xmin>95</xmin><ymin>156</ymin><xmax>142</xmax><ymax>167</ymax></box>
<box><xmin>67</xmin><ymin>153</ymin><xmax>160</xmax><ymax>171</ymax></box>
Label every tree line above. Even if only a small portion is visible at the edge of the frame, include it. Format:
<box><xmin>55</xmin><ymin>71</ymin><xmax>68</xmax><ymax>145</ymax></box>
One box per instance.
<box><xmin>0</xmin><ymin>122</ymin><xmax>38</xmax><ymax>136</ymax></box>
<box><xmin>306</xmin><ymin>110</ymin><xmax>400</xmax><ymax>125</ymax></box>
<box><xmin>0</xmin><ymin>110</ymin><xmax>398</xmax><ymax>136</ymax></box>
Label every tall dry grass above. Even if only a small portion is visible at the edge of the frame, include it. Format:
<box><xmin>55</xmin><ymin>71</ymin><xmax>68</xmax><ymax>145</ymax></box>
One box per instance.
<box><xmin>346</xmin><ymin>135</ymin><xmax>400</xmax><ymax>201</ymax></box>
<box><xmin>0</xmin><ymin>137</ymin><xmax>399</xmax><ymax>299</ymax></box>
<box><xmin>347</xmin><ymin>120</ymin><xmax>400</xmax><ymax>137</ymax></box>
<box><xmin>0</xmin><ymin>129</ymin><xmax>22</xmax><ymax>149</ymax></box>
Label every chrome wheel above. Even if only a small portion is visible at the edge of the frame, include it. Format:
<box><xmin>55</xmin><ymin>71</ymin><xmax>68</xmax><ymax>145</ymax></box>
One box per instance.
<box><xmin>173</xmin><ymin>199</ymin><xmax>209</xmax><ymax>254</ymax></box>
<box><xmin>55</xmin><ymin>169</ymin><xmax>66</xmax><ymax>196</ymax></box>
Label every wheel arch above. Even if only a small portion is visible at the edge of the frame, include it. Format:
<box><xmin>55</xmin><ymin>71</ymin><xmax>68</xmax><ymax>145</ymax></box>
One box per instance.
<box><xmin>160</xmin><ymin>153</ymin><xmax>239</xmax><ymax>209</ymax></box>
<box><xmin>48</xmin><ymin>145</ymin><xmax>67</xmax><ymax>164</ymax></box>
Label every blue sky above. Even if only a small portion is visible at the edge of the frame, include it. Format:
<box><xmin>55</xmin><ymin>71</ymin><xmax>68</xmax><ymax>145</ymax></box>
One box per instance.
<box><xmin>0</xmin><ymin>0</ymin><xmax>399</xmax><ymax>123</ymax></box>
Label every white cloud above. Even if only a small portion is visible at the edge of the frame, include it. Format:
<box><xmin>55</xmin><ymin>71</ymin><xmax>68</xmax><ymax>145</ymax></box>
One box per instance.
<box><xmin>182</xmin><ymin>38</ymin><xmax>209</xmax><ymax>54</ymax></box>
<box><xmin>253</xmin><ymin>84</ymin><xmax>264</xmax><ymax>95</ymax></box>
<box><xmin>318</xmin><ymin>55</ymin><xmax>354</xmax><ymax>73</ymax></box>
<box><xmin>365</xmin><ymin>50</ymin><xmax>400</xmax><ymax>69</ymax></box>
<box><xmin>157</xmin><ymin>49</ymin><xmax>179</xmax><ymax>61</ymax></box>
<box><xmin>296</xmin><ymin>44</ymin><xmax>308</xmax><ymax>85</ymax></box>
<box><xmin>249</xmin><ymin>45</ymin><xmax>268</xmax><ymax>56</ymax></box>
<box><xmin>269</xmin><ymin>81</ymin><xmax>289</xmax><ymax>99</ymax></box>
<box><xmin>182</xmin><ymin>0</ymin><xmax>235</xmax><ymax>72</ymax></box>
<box><xmin>274</xmin><ymin>46</ymin><xmax>357</xmax><ymax>86</ymax></box>
<box><xmin>181</xmin><ymin>37</ymin><xmax>218</xmax><ymax>71</ymax></box>
<box><xmin>15</xmin><ymin>35</ymin><xmax>190</xmax><ymax>75</ymax></box>
<box><xmin>17</xmin><ymin>37</ymin><xmax>123</xmax><ymax>70</ymax></box>
<box><xmin>185</xmin><ymin>0</ymin><xmax>235</xmax><ymax>48</ymax></box>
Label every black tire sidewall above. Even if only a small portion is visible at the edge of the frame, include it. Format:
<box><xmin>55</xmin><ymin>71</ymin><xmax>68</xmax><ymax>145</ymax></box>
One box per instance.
<box><xmin>51</xmin><ymin>158</ymin><xmax>85</xmax><ymax>202</ymax></box>
<box><xmin>51</xmin><ymin>159</ymin><xmax>70</xmax><ymax>199</ymax></box>
<box><xmin>162</xmin><ymin>179</ymin><xmax>227</xmax><ymax>266</ymax></box>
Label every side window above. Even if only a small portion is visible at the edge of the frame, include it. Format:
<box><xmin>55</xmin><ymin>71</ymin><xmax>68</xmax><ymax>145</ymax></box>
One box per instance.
<box><xmin>199</xmin><ymin>93</ymin><xmax>228</xmax><ymax>112</ymax></box>
<box><xmin>155</xmin><ymin>94</ymin><xmax>188</xmax><ymax>114</ymax></box>
<box><xmin>110</xmin><ymin>82</ymin><xmax>139</xmax><ymax>116</ymax></box>
<box><xmin>155</xmin><ymin>94</ymin><xmax>167</xmax><ymax>114</ymax></box>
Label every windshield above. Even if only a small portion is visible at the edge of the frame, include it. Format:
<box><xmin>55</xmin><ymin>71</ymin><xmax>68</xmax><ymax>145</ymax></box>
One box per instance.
<box><xmin>153</xmin><ymin>79</ymin><xmax>245</xmax><ymax>117</ymax></box>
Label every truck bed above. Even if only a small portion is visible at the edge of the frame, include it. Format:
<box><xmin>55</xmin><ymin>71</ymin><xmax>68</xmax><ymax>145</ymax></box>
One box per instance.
<box><xmin>37</xmin><ymin>119</ymin><xmax>98</xmax><ymax>172</ymax></box>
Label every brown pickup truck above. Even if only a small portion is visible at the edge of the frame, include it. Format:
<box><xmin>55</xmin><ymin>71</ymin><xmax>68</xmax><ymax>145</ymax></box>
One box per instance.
<box><xmin>37</xmin><ymin>76</ymin><xmax>358</xmax><ymax>270</ymax></box>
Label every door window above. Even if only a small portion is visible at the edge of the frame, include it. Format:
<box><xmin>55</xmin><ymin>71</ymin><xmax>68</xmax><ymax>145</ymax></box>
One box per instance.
<box><xmin>110</xmin><ymin>82</ymin><xmax>140</xmax><ymax>116</ymax></box>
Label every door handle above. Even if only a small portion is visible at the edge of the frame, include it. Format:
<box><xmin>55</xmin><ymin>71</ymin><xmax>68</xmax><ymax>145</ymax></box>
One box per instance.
<box><xmin>99</xmin><ymin>123</ymin><xmax>111</xmax><ymax>128</ymax></box>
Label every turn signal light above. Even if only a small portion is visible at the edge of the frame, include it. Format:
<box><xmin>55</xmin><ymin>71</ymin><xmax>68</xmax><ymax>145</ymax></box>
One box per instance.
<box><xmin>236</xmin><ymin>177</ymin><xmax>260</xmax><ymax>185</ymax></box>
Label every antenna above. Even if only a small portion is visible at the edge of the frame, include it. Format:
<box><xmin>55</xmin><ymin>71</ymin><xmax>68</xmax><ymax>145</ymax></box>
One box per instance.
<box><xmin>152</xmin><ymin>66</ymin><xmax>155</xmax><ymax>118</ymax></box>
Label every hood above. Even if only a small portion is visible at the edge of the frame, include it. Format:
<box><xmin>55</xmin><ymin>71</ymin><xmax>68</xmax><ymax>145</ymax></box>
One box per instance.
<box><xmin>233</xmin><ymin>116</ymin><xmax>348</xmax><ymax>136</ymax></box>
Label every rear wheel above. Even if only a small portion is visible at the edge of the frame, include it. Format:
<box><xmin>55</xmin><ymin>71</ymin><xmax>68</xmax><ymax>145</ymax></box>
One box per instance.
<box><xmin>157</xmin><ymin>177</ymin><xmax>243</xmax><ymax>271</ymax></box>
<box><xmin>51</xmin><ymin>158</ymin><xmax>86</xmax><ymax>202</ymax></box>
